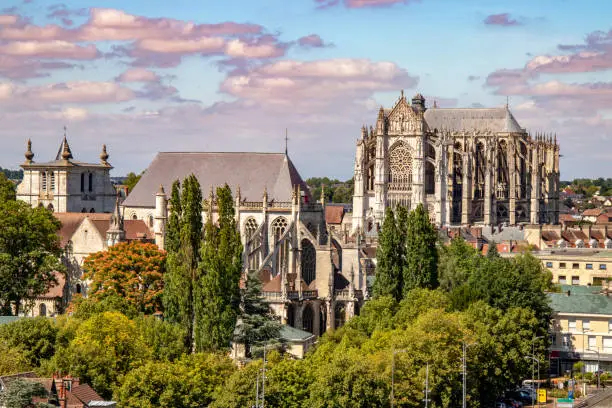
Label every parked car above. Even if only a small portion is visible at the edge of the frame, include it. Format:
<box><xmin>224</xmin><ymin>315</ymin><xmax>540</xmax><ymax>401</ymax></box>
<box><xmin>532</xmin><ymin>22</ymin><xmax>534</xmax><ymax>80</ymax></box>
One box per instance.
<box><xmin>505</xmin><ymin>390</ymin><xmax>531</xmax><ymax>404</ymax></box>
<box><xmin>502</xmin><ymin>398</ymin><xmax>523</xmax><ymax>408</ymax></box>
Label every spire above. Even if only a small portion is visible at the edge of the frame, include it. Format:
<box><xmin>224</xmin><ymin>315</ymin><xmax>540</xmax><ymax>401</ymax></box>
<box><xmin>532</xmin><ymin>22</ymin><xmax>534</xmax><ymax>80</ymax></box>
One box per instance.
<box><xmin>284</xmin><ymin>128</ymin><xmax>289</xmax><ymax>156</ymax></box>
<box><xmin>107</xmin><ymin>192</ymin><xmax>125</xmax><ymax>247</ymax></box>
<box><xmin>433</xmin><ymin>100</ymin><xmax>438</xmax><ymax>109</ymax></box>
<box><xmin>24</xmin><ymin>139</ymin><xmax>34</xmax><ymax>163</ymax></box>
<box><xmin>320</xmin><ymin>184</ymin><xmax>326</xmax><ymax>205</ymax></box>
<box><xmin>158</xmin><ymin>184</ymin><xmax>165</xmax><ymax>195</ymax></box>
<box><xmin>378</xmin><ymin>106</ymin><xmax>384</xmax><ymax>119</ymax></box>
<box><xmin>400</xmin><ymin>89</ymin><xmax>404</xmax><ymax>99</ymax></box>
<box><xmin>100</xmin><ymin>144</ymin><xmax>109</xmax><ymax>165</ymax></box>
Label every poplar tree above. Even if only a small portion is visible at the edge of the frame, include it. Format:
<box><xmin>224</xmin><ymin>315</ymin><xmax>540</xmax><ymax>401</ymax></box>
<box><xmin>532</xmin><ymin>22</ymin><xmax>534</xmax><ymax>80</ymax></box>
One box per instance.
<box><xmin>403</xmin><ymin>203</ymin><xmax>439</xmax><ymax>295</ymax></box>
<box><xmin>196</xmin><ymin>184</ymin><xmax>243</xmax><ymax>351</ymax></box>
<box><xmin>372</xmin><ymin>207</ymin><xmax>404</xmax><ymax>301</ymax></box>
<box><xmin>162</xmin><ymin>175</ymin><xmax>203</xmax><ymax>351</ymax></box>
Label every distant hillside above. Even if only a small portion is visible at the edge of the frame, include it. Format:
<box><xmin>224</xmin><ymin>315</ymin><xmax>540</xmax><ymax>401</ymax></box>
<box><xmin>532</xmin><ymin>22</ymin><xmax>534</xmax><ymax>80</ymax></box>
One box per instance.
<box><xmin>1</xmin><ymin>167</ymin><xmax>23</xmax><ymax>181</ymax></box>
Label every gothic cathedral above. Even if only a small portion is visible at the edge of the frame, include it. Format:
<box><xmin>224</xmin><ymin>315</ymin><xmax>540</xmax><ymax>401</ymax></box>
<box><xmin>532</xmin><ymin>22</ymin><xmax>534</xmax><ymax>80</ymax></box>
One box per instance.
<box><xmin>352</xmin><ymin>92</ymin><xmax>560</xmax><ymax>232</ymax></box>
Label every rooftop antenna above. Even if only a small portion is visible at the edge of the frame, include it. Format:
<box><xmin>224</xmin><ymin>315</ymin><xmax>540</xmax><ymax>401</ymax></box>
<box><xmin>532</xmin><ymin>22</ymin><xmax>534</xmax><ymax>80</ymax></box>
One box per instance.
<box><xmin>284</xmin><ymin>128</ymin><xmax>289</xmax><ymax>156</ymax></box>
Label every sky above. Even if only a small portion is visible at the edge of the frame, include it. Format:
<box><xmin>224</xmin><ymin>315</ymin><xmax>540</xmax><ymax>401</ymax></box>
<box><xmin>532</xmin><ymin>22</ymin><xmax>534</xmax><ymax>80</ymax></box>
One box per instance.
<box><xmin>0</xmin><ymin>0</ymin><xmax>611</xmax><ymax>181</ymax></box>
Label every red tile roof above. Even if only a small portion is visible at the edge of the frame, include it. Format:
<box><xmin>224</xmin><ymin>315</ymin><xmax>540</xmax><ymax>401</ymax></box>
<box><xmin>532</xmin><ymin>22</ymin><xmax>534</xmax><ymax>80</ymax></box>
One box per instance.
<box><xmin>583</xmin><ymin>208</ymin><xmax>605</xmax><ymax>217</ymax></box>
<box><xmin>325</xmin><ymin>206</ymin><xmax>344</xmax><ymax>225</ymax></box>
<box><xmin>40</xmin><ymin>271</ymin><xmax>66</xmax><ymax>299</ymax></box>
<box><xmin>54</xmin><ymin>213</ymin><xmax>153</xmax><ymax>247</ymax></box>
<box><xmin>70</xmin><ymin>383</ymin><xmax>102</xmax><ymax>405</ymax></box>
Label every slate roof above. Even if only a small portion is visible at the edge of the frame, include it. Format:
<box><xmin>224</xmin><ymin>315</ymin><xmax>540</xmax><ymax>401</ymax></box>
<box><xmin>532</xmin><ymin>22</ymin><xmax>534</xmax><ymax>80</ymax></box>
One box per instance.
<box><xmin>550</xmin><ymin>285</ymin><xmax>612</xmax><ymax>315</ymax></box>
<box><xmin>123</xmin><ymin>152</ymin><xmax>310</xmax><ymax>208</ymax></box>
<box><xmin>280</xmin><ymin>324</ymin><xmax>315</xmax><ymax>342</ymax></box>
<box><xmin>423</xmin><ymin>107</ymin><xmax>524</xmax><ymax>133</ymax></box>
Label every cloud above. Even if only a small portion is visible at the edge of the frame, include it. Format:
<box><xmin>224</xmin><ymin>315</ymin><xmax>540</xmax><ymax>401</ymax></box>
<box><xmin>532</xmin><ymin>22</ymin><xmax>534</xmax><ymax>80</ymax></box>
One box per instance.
<box><xmin>297</xmin><ymin>34</ymin><xmax>331</xmax><ymax>48</ymax></box>
<box><xmin>0</xmin><ymin>80</ymin><xmax>135</xmax><ymax>105</ymax></box>
<box><xmin>0</xmin><ymin>40</ymin><xmax>98</xmax><ymax>59</ymax></box>
<box><xmin>115</xmin><ymin>68</ymin><xmax>160</xmax><ymax>83</ymax></box>
<box><xmin>315</xmin><ymin>0</ymin><xmax>418</xmax><ymax>9</ymax></box>
<box><xmin>483</xmin><ymin>13</ymin><xmax>521</xmax><ymax>26</ymax></box>
<box><xmin>220</xmin><ymin>58</ymin><xmax>418</xmax><ymax>106</ymax></box>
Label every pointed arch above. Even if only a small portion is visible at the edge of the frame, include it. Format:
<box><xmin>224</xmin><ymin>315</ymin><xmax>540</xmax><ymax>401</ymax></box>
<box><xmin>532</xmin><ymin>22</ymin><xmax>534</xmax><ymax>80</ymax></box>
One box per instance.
<box><xmin>302</xmin><ymin>304</ymin><xmax>314</xmax><ymax>334</ymax></box>
<box><xmin>301</xmin><ymin>239</ymin><xmax>316</xmax><ymax>285</ymax></box>
<box><xmin>388</xmin><ymin>141</ymin><xmax>413</xmax><ymax>191</ymax></box>
<box><xmin>39</xmin><ymin>303</ymin><xmax>47</xmax><ymax>317</ymax></box>
<box><xmin>271</xmin><ymin>216</ymin><xmax>289</xmax><ymax>276</ymax></box>
<box><xmin>244</xmin><ymin>217</ymin><xmax>258</xmax><ymax>239</ymax></box>
<box><xmin>334</xmin><ymin>303</ymin><xmax>346</xmax><ymax>329</ymax></box>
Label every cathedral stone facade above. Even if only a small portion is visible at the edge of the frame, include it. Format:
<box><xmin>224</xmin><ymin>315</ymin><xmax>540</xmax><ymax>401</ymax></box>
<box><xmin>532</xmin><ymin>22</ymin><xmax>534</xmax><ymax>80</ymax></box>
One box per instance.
<box><xmin>352</xmin><ymin>92</ymin><xmax>560</xmax><ymax>232</ymax></box>
<box><xmin>16</xmin><ymin>136</ymin><xmax>116</xmax><ymax>213</ymax></box>
<box><xmin>122</xmin><ymin>152</ymin><xmax>366</xmax><ymax>336</ymax></box>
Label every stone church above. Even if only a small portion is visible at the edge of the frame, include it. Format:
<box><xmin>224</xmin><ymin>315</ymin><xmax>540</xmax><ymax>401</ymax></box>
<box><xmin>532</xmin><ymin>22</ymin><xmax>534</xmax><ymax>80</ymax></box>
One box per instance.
<box><xmin>352</xmin><ymin>91</ymin><xmax>560</xmax><ymax>233</ymax></box>
<box><xmin>122</xmin><ymin>152</ymin><xmax>367</xmax><ymax>336</ymax></box>
<box><xmin>16</xmin><ymin>136</ymin><xmax>116</xmax><ymax>213</ymax></box>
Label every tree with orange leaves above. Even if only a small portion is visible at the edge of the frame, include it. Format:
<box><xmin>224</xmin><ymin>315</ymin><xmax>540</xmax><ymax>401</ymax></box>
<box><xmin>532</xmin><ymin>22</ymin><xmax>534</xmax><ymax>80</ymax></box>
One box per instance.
<box><xmin>83</xmin><ymin>241</ymin><xmax>166</xmax><ymax>314</ymax></box>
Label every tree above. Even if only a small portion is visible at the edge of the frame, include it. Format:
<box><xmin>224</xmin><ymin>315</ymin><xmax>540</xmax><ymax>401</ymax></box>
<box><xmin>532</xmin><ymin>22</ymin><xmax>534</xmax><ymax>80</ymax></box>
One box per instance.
<box><xmin>0</xmin><ymin>343</ymin><xmax>30</xmax><ymax>376</ymax></box>
<box><xmin>0</xmin><ymin>172</ymin><xmax>16</xmax><ymax>202</ymax></box>
<box><xmin>233</xmin><ymin>270</ymin><xmax>283</xmax><ymax>357</ymax></box>
<box><xmin>438</xmin><ymin>237</ymin><xmax>480</xmax><ymax>292</ymax></box>
<box><xmin>116</xmin><ymin>353</ymin><xmax>235</xmax><ymax>408</ymax></box>
<box><xmin>0</xmin><ymin>317</ymin><xmax>58</xmax><ymax>367</ymax></box>
<box><xmin>68</xmin><ymin>294</ymin><xmax>139</xmax><ymax>320</ymax></box>
<box><xmin>372</xmin><ymin>207</ymin><xmax>404</xmax><ymax>301</ymax></box>
<box><xmin>0</xmin><ymin>201</ymin><xmax>63</xmax><ymax>315</ymax></box>
<box><xmin>196</xmin><ymin>184</ymin><xmax>243</xmax><ymax>351</ymax></box>
<box><xmin>403</xmin><ymin>203</ymin><xmax>438</xmax><ymax>294</ymax></box>
<box><xmin>123</xmin><ymin>171</ymin><xmax>143</xmax><ymax>193</ymax></box>
<box><xmin>0</xmin><ymin>378</ymin><xmax>51</xmax><ymax>408</ymax></box>
<box><xmin>83</xmin><ymin>241</ymin><xmax>166</xmax><ymax>314</ymax></box>
<box><xmin>53</xmin><ymin>312</ymin><xmax>151</xmax><ymax>399</ymax></box>
<box><xmin>135</xmin><ymin>316</ymin><xmax>187</xmax><ymax>362</ymax></box>
<box><xmin>163</xmin><ymin>175</ymin><xmax>203</xmax><ymax>351</ymax></box>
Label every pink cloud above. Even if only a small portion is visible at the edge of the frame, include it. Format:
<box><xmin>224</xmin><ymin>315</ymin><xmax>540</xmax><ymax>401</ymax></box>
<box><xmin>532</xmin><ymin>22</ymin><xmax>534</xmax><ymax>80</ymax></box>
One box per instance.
<box><xmin>115</xmin><ymin>68</ymin><xmax>160</xmax><ymax>83</ymax></box>
<box><xmin>0</xmin><ymin>40</ymin><xmax>98</xmax><ymax>59</ymax></box>
<box><xmin>0</xmin><ymin>81</ymin><xmax>135</xmax><ymax>105</ymax></box>
<box><xmin>220</xmin><ymin>58</ymin><xmax>418</xmax><ymax>105</ymax></box>
<box><xmin>483</xmin><ymin>13</ymin><xmax>521</xmax><ymax>26</ymax></box>
<box><xmin>0</xmin><ymin>15</ymin><xmax>20</xmax><ymax>26</ymax></box>
<box><xmin>316</xmin><ymin>0</ymin><xmax>416</xmax><ymax>8</ymax></box>
<box><xmin>297</xmin><ymin>34</ymin><xmax>330</xmax><ymax>48</ymax></box>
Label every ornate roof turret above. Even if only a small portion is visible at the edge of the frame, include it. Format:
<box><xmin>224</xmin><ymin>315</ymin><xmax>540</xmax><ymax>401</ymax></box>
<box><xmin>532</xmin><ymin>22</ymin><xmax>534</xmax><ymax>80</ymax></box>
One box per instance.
<box><xmin>100</xmin><ymin>144</ymin><xmax>109</xmax><ymax>165</ymax></box>
<box><xmin>61</xmin><ymin>137</ymin><xmax>72</xmax><ymax>161</ymax></box>
<box><xmin>411</xmin><ymin>92</ymin><xmax>425</xmax><ymax>112</ymax></box>
<box><xmin>24</xmin><ymin>139</ymin><xmax>34</xmax><ymax>163</ymax></box>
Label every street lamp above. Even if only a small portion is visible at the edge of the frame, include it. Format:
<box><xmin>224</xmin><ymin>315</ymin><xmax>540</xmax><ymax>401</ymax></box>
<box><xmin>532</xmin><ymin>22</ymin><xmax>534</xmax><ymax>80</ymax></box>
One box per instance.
<box><xmin>531</xmin><ymin>335</ymin><xmax>544</xmax><ymax>391</ymax></box>
<box><xmin>391</xmin><ymin>349</ymin><xmax>407</xmax><ymax>408</ymax></box>
<box><xmin>588</xmin><ymin>347</ymin><xmax>601</xmax><ymax>389</ymax></box>
<box><xmin>525</xmin><ymin>355</ymin><xmax>541</xmax><ymax>407</ymax></box>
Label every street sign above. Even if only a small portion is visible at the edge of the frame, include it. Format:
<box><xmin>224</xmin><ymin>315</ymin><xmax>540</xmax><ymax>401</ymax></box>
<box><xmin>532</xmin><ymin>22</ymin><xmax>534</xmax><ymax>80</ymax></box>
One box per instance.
<box><xmin>557</xmin><ymin>398</ymin><xmax>574</xmax><ymax>408</ymax></box>
<box><xmin>538</xmin><ymin>389</ymin><xmax>547</xmax><ymax>404</ymax></box>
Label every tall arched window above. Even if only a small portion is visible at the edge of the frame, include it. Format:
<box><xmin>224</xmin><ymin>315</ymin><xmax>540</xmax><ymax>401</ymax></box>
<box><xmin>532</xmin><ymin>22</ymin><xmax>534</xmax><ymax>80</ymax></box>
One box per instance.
<box><xmin>47</xmin><ymin>203</ymin><xmax>54</xmax><ymax>212</ymax></box>
<box><xmin>88</xmin><ymin>173</ymin><xmax>93</xmax><ymax>192</ymax></box>
<box><xmin>244</xmin><ymin>217</ymin><xmax>258</xmax><ymax>239</ymax></box>
<box><xmin>50</xmin><ymin>172</ymin><xmax>56</xmax><ymax>192</ymax></box>
<box><xmin>497</xmin><ymin>140</ymin><xmax>509</xmax><ymax>199</ymax></box>
<box><xmin>474</xmin><ymin>142</ymin><xmax>486</xmax><ymax>199</ymax></box>
<box><xmin>301</xmin><ymin>239</ymin><xmax>316</xmax><ymax>285</ymax></box>
<box><xmin>302</xmin><ymin>305</ymin><xmax>314</xmax><ymax>334</ymax></box>
<box><xmin>80</xmin><ymin>173</ymin><xmax>85</xmax><ymax>192</ymax></box>
<box><xmin>388</xmin><ymin>142</ymin><xmax>413</xmax><ymax>191</ymax></box>
<box><xmin>39</xmin><ymin>303</ymin><xmax>47</xmax><ymax>317</ymax></box>
<box><xmin>334</xmin><ymin>303</ymin><xmax>346</xmax><ymax>329</ymax></box>
<box><xmin>76</xmin><ymin>284</ymin><xmax>82</xmax><ymax>294</ymax></box>
<box><xmin>287</xmin><ymin>304</ymin><xmax>295</xmax><ymax>327</ymax></box>
<box><xmin>271</xmin><ymin>217</ymin><xmax>289</xmax><ymax>276</ymax></box>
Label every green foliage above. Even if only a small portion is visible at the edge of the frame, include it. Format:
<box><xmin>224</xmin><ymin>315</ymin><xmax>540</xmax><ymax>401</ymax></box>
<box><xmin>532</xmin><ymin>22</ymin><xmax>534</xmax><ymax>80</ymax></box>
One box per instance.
<box><xmin>0</xmin><ymin>343</ymin><xmax>31</xmax><ymax>376</ymax></box>
<box><xmin>403</xmin><ymin>203</ymin><xmax>439</xmax><ymax>294</ymax></box>
<box><xmin>234</xmin><ymin>270</ymin><xmax>283</xmax><ymax>357</ymax></box>
<box><xmin>0</xmin><ymin>201</ymin><xmax>63</xmax><ymax>315</ymax></box>
<box><xmin>438</xmin><ymin>237</ymin><xmax>480</xmax><ymax>292</ymax></box>
<box><xmin>53</xmin><ymin>312</ymin><xmax>151</xmax><ymax>399</ymax></box>
<box><xmin>346</xmin><ymin>295</ymin><xmax>398</xmax><ymax>336</ymax></box>
<box><xmin>68</xmin><ymin>293</ymin><xmax>139</xmax><ymax>320</ymax></box>
<box><xmin>0</xmin><ymin>167</ymin><xmax>23</xmax><ymax>181</ymax></box>
<box><xmin>372</xmin><ymin>207</ymin><xmax>404</xmax><ymax>301</ymax></box>
<box><xmin>116</xmin><ymin>353</ymin><xmax>235</xmax><ymax>408</ymax></box>
<box><xmin>197</xmin><ymin>184</ymin><xmax>243</xmax><ymax>351</ymax></box>
<box><xmin>210</xmin><ymin>360</ymin><xmax>262</xmax><ymax>408</ymax></box>
<box><xmin>163</xmin><ymin>175</ymin><xmax>203</xmax><ymax>351</ymax></box>
<box><xmin>0</xmin><ymin>172</ymin><xmax>16</xmax><ymax>202</ymax></box>
<box><xmin>135</xmin><ymin>316</ymin><xmax>188</xmax><ymax>362</ymax></box>
<box><xmin>306</xmin><ymin>177</ymin><xmax>354</xmax><ymax>203</ymax></box>
<box><xmin>124</xmin><ymin>171</ymin><xmax>144</xmax><ymax>193</ymax></box>
<box><xmin>0</xmin><ymin>317</ymin><xmax>58</xmax><ymax>367</ymax></box>
<box><xmin>0</xmin><ymin>378</ymin><xmax>49</xmax><ymax>408</ymax></box>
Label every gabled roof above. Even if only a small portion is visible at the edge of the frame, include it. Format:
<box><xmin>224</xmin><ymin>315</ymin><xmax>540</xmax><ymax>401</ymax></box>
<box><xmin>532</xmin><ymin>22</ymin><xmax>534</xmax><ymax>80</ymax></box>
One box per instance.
<box><xmin>123</xmin><ymin>152</ymin><xmax>310</xmax><ymax>208</ymax></box>
<box><xmin>71</xmin><ymin>383</ymin><xmax>103</xmax><ymax>405</ymax></box>
<box><xmin>54</xmin><ymin>213</ymin><xmax>153</xmax><ymax>247</ymax></box>
<box><xmin>280</xmin><ymin>324</ymin><xmax>315</xmax><ymax>342</ymax></box>
<box><xmin>325</xmin><ymin>205</ymin><xmax>345</xmax><ymax>225</ymax></box>
<box><xmin>423</xmin><ymin>107</ymin><xmax>524</xmax><ymax>133</ymax></box>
